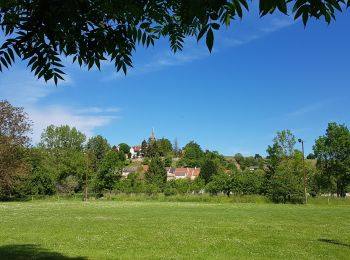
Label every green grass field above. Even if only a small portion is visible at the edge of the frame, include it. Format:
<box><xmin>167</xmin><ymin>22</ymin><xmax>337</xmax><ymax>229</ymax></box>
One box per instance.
<box><xmin>1</xmin><ymin>201</ymin><xmax>350</xmax><ymax>259</ymax></box>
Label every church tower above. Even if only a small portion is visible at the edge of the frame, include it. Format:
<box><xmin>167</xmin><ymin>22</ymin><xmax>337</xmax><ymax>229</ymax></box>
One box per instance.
<box><xmin>149</xmin><ymin>127</ymin><xmax>156</xmax><ymax>143</ymax></box>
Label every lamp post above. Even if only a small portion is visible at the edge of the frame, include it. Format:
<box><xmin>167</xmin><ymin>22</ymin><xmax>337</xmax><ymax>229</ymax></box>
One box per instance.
<box><xmin>298</xmin><ymin>138</ymin><xmax>307</xmax><ymax>204</ymax></box>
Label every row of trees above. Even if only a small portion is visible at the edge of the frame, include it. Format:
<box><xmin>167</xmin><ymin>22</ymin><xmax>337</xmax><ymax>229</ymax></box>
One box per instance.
<box><xmin>1</xmin><ymin>100</ymin><xmax>349</xmax><ymax>202</ymax></box>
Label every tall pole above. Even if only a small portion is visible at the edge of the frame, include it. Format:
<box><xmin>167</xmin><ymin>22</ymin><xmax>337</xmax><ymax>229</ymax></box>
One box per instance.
<box><xmin>299</xmin><ymin>139</ymin><xmax>307</xmax><ymax>204</ymax></box>
<box><xmin>85</xmin><ymin>152</ymin><xmax>89</xmax><ymax>201</ymax></box>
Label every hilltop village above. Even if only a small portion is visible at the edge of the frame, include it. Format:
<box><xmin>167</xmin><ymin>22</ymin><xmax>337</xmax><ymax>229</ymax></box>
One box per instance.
<box><xmin>115</xmin><ymin>129</ymin><xmax>202</xmax><ymax>181</ymax></box>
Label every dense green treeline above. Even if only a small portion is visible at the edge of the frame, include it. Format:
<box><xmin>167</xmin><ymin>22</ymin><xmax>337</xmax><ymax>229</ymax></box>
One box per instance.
<box><xmin>1</xmin><ymin>100</ymin><xmax>350</xmax><ymax>203</ymax></box>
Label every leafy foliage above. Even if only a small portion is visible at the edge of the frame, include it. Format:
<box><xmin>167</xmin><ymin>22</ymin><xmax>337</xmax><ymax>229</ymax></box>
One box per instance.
<box><xmin>200</xmin><ymin>158</ymin><xmax>220</xmax><ymax>184</ymax></box>
<box><xmin>39</xmin><ymin>125</ymin><xmax>86</xmax><ymax>151</ymax></box>
<box><xmin>1</xmin><ymin>0</ymin><xmax>348</xmax><ymax>83</ymax></box>
<box><xmin>38</xmin><ymin>125</ymin><xmax>87</xmax><ymax>193</ymax></box>
<box><xmin>0</xmin><ymin>100</ymin><xmax>32</xmax><ymax>199</ymax></box>
<box><xmin>86</xmin><ymin>135</ymin><xmax>111</xmax><ymax>173</ymax></box>
<box><xmin>156</xmin><ymin>138</ymin><xmax>173</xmax><ymax>157</ymax></box>
<box><xmin>313</xmin><ymin>122</ymin><xmax>350</xmax><ymax>197</ymax></box>
<box><xmin>179</xmin><ymin>141</ymin><xmax>204</xmax><ymax>167</ymax></box>
<box><xmin>268</xmin><ymin>157</ymin><xmax>305</xmax><ymax>203</ymax></box>
<box><xmin>118</xmin><ymin>143</ymin><xmax>130</xmax><ymax>154</ymax></box>
<box><xmin>95</xmin><ymin>150</ymin><xmax>123</xmax><ymax>192</ymax></box>
<box><xmin>145</xmin><ymin>156</ymin><xmax>167</xmax><ymax>187</ymax></box>
<box><xmin>206</xmin><ymin>173</ymin><xmax>234</xmax><ymax>196</ymax></box>
<box><xmin>27</xmin><ymin>148</ymin><xmax>56</xmax><ymax>195</ymax></box>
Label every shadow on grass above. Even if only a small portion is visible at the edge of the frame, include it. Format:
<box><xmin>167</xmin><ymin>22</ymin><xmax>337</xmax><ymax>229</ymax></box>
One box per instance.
<box><xmin>0</xmin><ymin>244</ymin><xmax>87</xmax><ymax>260</ymax></box>
<box><xmin>318</xmin><ymin>239</ymin><xmax>350</xmax><ymax>247</ymax></box>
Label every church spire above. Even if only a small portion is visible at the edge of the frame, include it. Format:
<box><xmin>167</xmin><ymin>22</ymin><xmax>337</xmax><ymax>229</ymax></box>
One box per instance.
<box><xmin>150</xmin><ymin>127</ymin><xmax>156</xmax><ymax>142</ymax></box>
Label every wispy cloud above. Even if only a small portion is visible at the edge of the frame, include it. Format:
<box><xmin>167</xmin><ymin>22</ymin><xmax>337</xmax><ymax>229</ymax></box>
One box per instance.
<box><xmin>77</xmin><ymin>107</ymin><xmax>120</xmax><ymax>114</ymax></box>
<box><xmin>260</xmin><ymin>17</ymin><xmax>296</xmax><ymax>33</ymax></box>
<box><xmin>141</xmin><ymin>47</ymin><xmax>210</xmax><ymax>72</ymax></box>
<box><xmin>221</xmin><ymin>34</ymin><xmax>260</xmax><ymax>48</ymax></box>
<box><xmin>0</xmin><ymin>67</ymin><xmax>73</xmax><ymax>105</ymax></box>
<box><xmin>103</xmin><ymin>15</ymin><xmax>297</xmax><ymax>81</ymax></box>
<box><xmin>103</xmin><ymin>44</ymin><xmax>210</xmax><ymax>81</ymax></box>
<box><xmin>0</xmin><ymin>66</ymin><xmax>120</xmax><ymax>144</ymax></box>
<box><xmin>28</xmin><ymin>105</ymin><xmax>119</xmax><ymax>144</ymax></box>
<box><xmin>219</xmin><ymin>16</ymin><xmax>296</xmax><ymax>49</ymax></box>
<box><xmin>287</xmin><ymin>102</ymin><xmax>327</xmax><ymax>117</ymax></box>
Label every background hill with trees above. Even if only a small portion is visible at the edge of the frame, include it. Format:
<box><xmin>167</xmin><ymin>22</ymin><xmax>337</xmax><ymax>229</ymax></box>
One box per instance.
<box><xmin>1</xmin><ymin>100</ymin><xmax>349</xmax><ymax>203</ymax></box>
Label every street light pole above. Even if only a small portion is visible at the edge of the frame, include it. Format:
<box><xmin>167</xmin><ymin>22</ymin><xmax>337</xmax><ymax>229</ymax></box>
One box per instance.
<box><xmin>84</xmin><ymin>151</ymin><xmax>90</xmax><ymax>202</ymax></box>
<box><xmin>298</xmin><ymin>139</ymin><xmax>307</xmax><ymax>204</ymax></box>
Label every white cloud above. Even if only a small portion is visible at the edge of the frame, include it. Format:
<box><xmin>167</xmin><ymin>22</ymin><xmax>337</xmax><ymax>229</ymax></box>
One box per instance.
<box><xmin>0</xmin><ymin>66</ymin><xmax>119</xmax><ymax>144</ymax></box>
<box><xmin>102</xmin><ymin>15</ymin><xmax>297</xmax><ymax>81</ymax></box>
<box><xmin>260</xmin><ymin>17</ymin><xmax>296</xmax><ymax>33</ymax></box>
<box><xmin>287</xmin><ymin>102</ymin><xmax>327</xmax><ymax>117</ymax></box>
<box><xmin>141</xmin><ymin>47</ymin><xmax>210</xmax><ymax>72</ymax></box>
<box><xmin>27</xmin><ymin>105</ymin><xmax>119</xmax><ymax>144</ymax></box>
<box><xmin>221</xmin><ymin>34</ymin><xmax>260</xmax><ymax>48</ymax></box>
<box><xmin>103</xmin><ymin>42</ymin><xmax>210</xmax><ymax>80</ymax></box>
<box><xmin>77</xmin><ymin>107</ymin><xmax>121</xmax><ymax>114</ymax></box>
<box><xmin>0</xmin><ymin>67</ymin><xmax>73</xmax><ymax>105</ymax></box>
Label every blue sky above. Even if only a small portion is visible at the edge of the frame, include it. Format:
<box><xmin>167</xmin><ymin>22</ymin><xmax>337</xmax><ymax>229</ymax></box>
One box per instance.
<box><xmin>1</xmin><ymin>8</ymin><xmax>349</xmax><ymax>156</ymax></box>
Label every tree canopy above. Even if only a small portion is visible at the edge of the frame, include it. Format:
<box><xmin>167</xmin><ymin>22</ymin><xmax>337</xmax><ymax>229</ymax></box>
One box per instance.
<box><xmin>0</xmin><ymin>100</ymin><xmax>32</xmax><ymax>198</ymax></box>
<box><xmin>39</xmin><ymin>125</ymin><xmax>86</xmax><ymax>151</ymax></box>
<box><xmin>1</xmin><ymin>0</ymin><xmax>349</xmax><ymax>84</ymax></box>
<box><xmin>313</xmin><ymin>122</ymin><xmax>350</xmax><ymax>197</ymax></box>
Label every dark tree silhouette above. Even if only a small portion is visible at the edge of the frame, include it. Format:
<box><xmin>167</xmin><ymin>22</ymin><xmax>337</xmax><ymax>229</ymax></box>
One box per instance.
<box><xmin>0</xmin><ymin>0</ymin><xmax>349</xmax><ymax>83</ymax></box>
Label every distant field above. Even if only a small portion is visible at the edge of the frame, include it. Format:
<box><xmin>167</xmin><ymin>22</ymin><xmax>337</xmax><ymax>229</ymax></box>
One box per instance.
<box><xmin>1</xmin><ymin>201</ymin><xmax>350</xmax><ymax>259</ymax></box>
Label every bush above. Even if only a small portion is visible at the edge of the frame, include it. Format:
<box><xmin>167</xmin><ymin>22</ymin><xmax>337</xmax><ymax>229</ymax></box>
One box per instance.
<box><xmin>143</xmin><ymin>184</ymin><xmax>161</xmax><ymax>195</ymax></box>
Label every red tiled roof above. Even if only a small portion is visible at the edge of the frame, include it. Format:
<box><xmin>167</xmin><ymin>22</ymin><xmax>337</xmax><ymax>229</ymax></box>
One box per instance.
<box><xmin>192</xmin><ymin>168</ymin><xmax>200</xmax><ymax>176</ymax></box>
<box><xmin>171</xmin><ymin>168</ymin><xmax>201</xmax><ymax>178</ymax></box>
<box><xmin>132</xmin><ymin>146</ymin><xmax>141</xmax><ymax>151</ymax></box>
<box><xmin>175</xmin><ymin>168</ymin><xmax>187</xmax><ymax>173</ymax></box>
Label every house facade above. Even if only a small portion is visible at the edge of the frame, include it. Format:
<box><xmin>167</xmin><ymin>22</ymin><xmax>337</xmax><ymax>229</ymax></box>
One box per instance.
<box><xmin>129</xmin><ymin>145</ymin><xmax>142</xmax><ymax>158</ymax></box>
<box><xmin>166</xmin><ymin>167</ymin><xmax>200</xmax><ymax>181</ymax></box>
<box><xmin>122</xmin><ymin>166</ymin><xmax>200</xmax><ymax>181</ymax></box>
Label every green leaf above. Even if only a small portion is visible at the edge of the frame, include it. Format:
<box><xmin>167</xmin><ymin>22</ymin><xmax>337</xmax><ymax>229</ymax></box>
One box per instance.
<box><xmin>53</xmin><ymin>68</ymin><xmax>66</xmax><ymax>75</ymax></box>
<box><xmin>324</xmin><ymin>12</ymin><xmax>331</xmax><ymax>24</ymax></box>
<box><xmin>116</xmin><ymin>61</ymin><xmax>122</xmax><ymax>72</ymax></box>
<box><xmin>277</xmin><ymin>0</ymin><xmax>288</xmax><ymax>14</ymax></box>
<box><xmin>329</xmin><ymin>0</ymin><xmax>342</xmax><ymax>11</ymax></box>
<box><xmin>142</xmin><ymin>32</ymin><xmax>146</xmax><ymax>45</ymax></box>
<box><xmin>206</xmin><ymin>28</ymin><xmax>214</xmax><ymax>53</ymax></box>
<box><xmin>7</xmin><ymin>48</ymin><xmax>15</xmax><ymax>61</ymax></box>
<box><xmin>197</xmin><ymin>26</ymin><xmax>208</xmax><ymax>42</ymax></box>
<box><xmin>292</xmin><ymin>0</ymin><xmax>305</xmax><ymax>13</ymax></box>
<box><xmin>294</xmin><ymin>5</ymin><xmax>305</xmax><ymax>20</ymax></box>
<box><xmin>122</xmin><ymin>63</ymin><xmax>127</xmax><ymax>75</ymax></box>
<box><xmin>95</xmin><ymin>59</ymin><xmax>100</xmax><ymax>70</ymax></box>
<box><xmin>302</xmin><ymin>9</ymin><xmax>309</xmax><ymax>26</ymax></box>
<box><xmin>4</xmin><ymin>52</ymin><xmax>12</xmax><ymax>65</ymax></box>
<box><xmin>238</xmin><ymin>0</ymin><xmax>249</xmax><ymax>11</ymax></box>
<box><xmin>55</xmin><ymin>72</ymin><xmax>65</xmax><ymax>80</ymax></box>
<box><xmin>0</xmin><ymin>57</ymin><xmax>8</xmax><ymax>68</ymax></box>
<box><xmin>13</xmin><ymin>45</ymin><xmax>21</xmax><ymax>57</ymax></box>
<box><xmin>211</xmin><ymin>23</ymin><xmax>220</xmax><ymax>30</ymax></box>
<box><xmin>27</xmin><ymin>56</ymin><xmax>37</xmax><ymax>67</ymax></box>
<box><xmin>233</xmin><ymin>0</ymin><xmax>243</xmax><ymax>18</ymax></box>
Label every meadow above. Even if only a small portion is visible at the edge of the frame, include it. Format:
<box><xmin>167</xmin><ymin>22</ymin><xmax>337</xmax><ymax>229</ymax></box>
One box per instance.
<box><xmin>0</xmin><ymin>200</ymin><xmax>350</xmax><ymax>259</ymax></box>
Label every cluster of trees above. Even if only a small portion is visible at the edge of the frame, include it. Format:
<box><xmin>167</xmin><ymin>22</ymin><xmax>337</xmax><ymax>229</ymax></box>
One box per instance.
<box><xmin>233</xmin><ymin>153</ymin><xmax>264</xmax><ymax>171</ymax></box>
<box><xmin>1</xmin><ymin>100</ymin><xmax>349</xmax><ymax>203</ymax></box>
<box><xmin>141</xmin><ymin>137</ymin><xmax>173</xmax><ymax>158</ymax></box>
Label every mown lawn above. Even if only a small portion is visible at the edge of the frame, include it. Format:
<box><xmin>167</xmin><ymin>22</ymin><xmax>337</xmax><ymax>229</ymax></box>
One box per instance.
<box><xmin>0</xmin><ymin>201</ymin><xmax>349</xmax><ymax>259</ymax></box>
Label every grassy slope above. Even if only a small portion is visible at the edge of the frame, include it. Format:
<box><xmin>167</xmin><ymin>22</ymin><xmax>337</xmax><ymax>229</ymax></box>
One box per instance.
<box><xmin>0</xmin><ymin>201</ymin><xmax>350</xmax><ymax>259</ymax></box>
